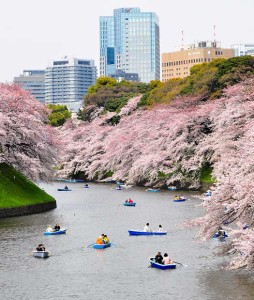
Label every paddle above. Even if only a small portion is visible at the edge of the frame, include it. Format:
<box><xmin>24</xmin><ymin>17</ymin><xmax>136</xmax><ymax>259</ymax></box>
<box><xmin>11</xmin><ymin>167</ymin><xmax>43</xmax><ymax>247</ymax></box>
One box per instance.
<box><xmin>174</xmin><ymin>261</ymin><xmax>188</xmax><ymax>267</ymax></box>
<box><xmin>111</xmin><ymin>242</ymin><xmax>119</xmax><ymax>248</ymax></box>
<box><xmin>82</xmin><ymin>243</ymin><xmax>94</xmax><ymax>248</ymax></box>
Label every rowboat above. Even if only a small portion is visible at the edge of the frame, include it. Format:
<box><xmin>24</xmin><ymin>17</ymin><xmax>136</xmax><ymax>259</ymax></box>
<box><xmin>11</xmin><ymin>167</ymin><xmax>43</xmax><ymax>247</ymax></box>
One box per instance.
<box><xmin>124</xmin><ymin>202</ymin><xmax>136</xmax><ymax>207</ymax></box>
<box><xmin>168</xmin><ymin>186</ymin><xmax>177</xmax><ymax>190</ymax></box>
<box><xmin>173</xmin><ymin>198</ymin><xmax>186</xmax><ymax>202</ymax></box>
<box><xmin>64</xmin><ymin>179</ymin><xmax>84</xmax><ymax>183</ymax></box>
<box><xmin>213</xmin><ymin>231</ymin><xmax>228</xmax><ymax>238</ymax></box>
<box><xmin>204</xmin><ymin>191</ymin><xmax>212</xmax><ymax>196</ymax></box>
<box><xmin>84</xmin><ymin>185</ymin><xmax>90</xmax><ymax>188</ymax></box>
<box><xmin>57</xmin><ymin>188</ymin><xmax>72</xmax><ymax>191</ymax></box>
<box><xmin>149</xmin><ymin>258</ymin><xmax>176</xmax><ymax>270</ymax></box>
<box><xmin>93</xmin><ymin>242</ymin><xmax>111</xmax><ymax>249</ymax></box>
<box><xmin>116</xmin><ymin>187</ymin><xmax>122</xmax><ymax>190</ymax></box>
<box><xmin>33</xmin><ymin>251</ymin><xmax>49</xmax><ymax>258</ymax></box>
<box><xmin>44</xmin><ymin>229</ymin><xmax>67</xmax><ymax>235</ymax></box>
<box><xmin>128</xmin><ymin>230</ymin><xmax>167</xmax><ymax>236</ymax></box>
<box><xmin>147</xmin><ymin>188</ymin><xmax>160</xmax><ymax>192</ymax></box>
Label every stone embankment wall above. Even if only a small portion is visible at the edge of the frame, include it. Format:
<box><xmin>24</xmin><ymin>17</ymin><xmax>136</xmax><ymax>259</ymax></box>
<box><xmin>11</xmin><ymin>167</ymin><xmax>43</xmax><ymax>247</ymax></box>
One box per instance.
<box><xmin>0</xmin><ymin>201</ymin><xmax>57</xmax><ymax>218</ymax></box>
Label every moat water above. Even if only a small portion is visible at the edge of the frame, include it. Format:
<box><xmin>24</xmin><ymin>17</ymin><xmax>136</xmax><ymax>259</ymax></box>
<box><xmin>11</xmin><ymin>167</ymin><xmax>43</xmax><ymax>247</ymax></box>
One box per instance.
<box><xmin>0</xmin><ymin>182</ymin><xmax>254</xmax><ymax>299</ymax></box>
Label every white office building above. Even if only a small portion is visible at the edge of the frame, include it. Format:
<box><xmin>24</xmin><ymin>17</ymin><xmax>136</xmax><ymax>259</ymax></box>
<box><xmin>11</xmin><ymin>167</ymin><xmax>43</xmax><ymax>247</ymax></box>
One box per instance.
<box><xmin>45</xmin><ymin>57</ymin><xmax>97</xmax><ymax>111</ymax></box>
<box><xmin>14</xmin><ymin>70</ymin><xmax>45</xmax><ymax>103</ymax></box>
<box><xmin>231</xmin><ymin>44</ymin><xmax>254</xmax><ymax>56</ymax></box>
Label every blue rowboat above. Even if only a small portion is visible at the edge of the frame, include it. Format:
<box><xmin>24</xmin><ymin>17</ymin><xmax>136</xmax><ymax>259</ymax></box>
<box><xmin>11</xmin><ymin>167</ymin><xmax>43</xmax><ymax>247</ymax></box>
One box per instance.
<box><xmin>149</xmin><ymin>258</ymin><xmax>176</xmax><ymax>270</ymax></box>
<box><xmin>44</xmin><ymin>229</ymin><xmax>67</xmax><ymax>235</ymax></box>
<box><xmin>116</xmin><ymin>187</ymin><xmax>122</xmax><ymax>190</ymax></box>
<box><xmin>93</xmin><ymin>242</ymin><xmax>111</xmax><ymax>249</ymax></box>
<box><xmin>64</xmin><ymin>179</ymin><xmax>84</xmax><ymax>183</ymax></box>
<box><xmin>173</xmin><ymin>198</ymin><xmax>186</xmax><ymax>202</ymax></box>
<box><xmin>147</xmin><ymin>188</ymin><xmax>160</xmax><ymax>192</ymax></box>
<box><xmin>124</xmin><ymin>202</ymin><xmax>136</xmax><ymax>207</ymax></box>
<box><xmin>213</xmin><ymin>231</ymin><xmax>228</xmax><ymax>238</ymax></box>
<box><xmin>204</xmin><ymin>191</ymin><xmax>212</xmax><ymax>196</ymax></box>
<box><xmin>84</xmin><ymin>185</ymin><xmax>90</xmax><ymax>189</ymax></box>
<box><xmin>128</xmin><ymin>230</ymin><xmax>167</xmax><ymax>236</ymax></box>
<box><xmin>57</xmin><ymin>188</ymin><xmax>72</xmax><ymax>191</ymax></box>
<box><xmin>168</xmin><ymin>186</ymin><xmax>177</xmax><ymax>190</ymax></box>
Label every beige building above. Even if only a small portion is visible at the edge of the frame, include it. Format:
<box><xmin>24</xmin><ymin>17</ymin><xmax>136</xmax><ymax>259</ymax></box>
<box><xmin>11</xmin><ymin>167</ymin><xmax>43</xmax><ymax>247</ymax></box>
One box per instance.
<box><xmin>162</xmin><ymin>41</ymin><xmax>235</xmax><ymax>81</ymax></box>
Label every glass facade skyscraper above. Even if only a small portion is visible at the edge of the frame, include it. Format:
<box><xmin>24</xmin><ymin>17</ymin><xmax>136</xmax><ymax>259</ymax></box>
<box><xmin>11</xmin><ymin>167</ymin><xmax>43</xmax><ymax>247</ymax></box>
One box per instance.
<box><xmin>100</xmin><ymin>8</ymin><xmax>160</xmax><ymax>83</ymax></box>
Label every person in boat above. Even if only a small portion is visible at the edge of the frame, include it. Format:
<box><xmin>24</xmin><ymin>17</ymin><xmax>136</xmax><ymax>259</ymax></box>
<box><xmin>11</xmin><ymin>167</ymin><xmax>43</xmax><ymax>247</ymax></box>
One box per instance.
<box><xmin>96</xmin><ymin>234</ymin><xmax>104</xmax><ymax>244</ymax></box>
<box><xmin>158</xmin><ymin>225</ymin><xmax>163</xmax><ymax>232</ymax></box>
<box><xmin>46</xmin><ymin>225</ymin><xmax>53</xmax><ymax>232</ymax></box>
<box><xmin>84</xmin><ymin>183</ymin><xmax>89</xmax><ymax>187</ymax></box>
<box><xmin>173</xmin><ymin>195</ymin><xmax>180</xmax><ymax>200</ymax></box>
<box><xmin>54</xmin><ymin>224</ymin><xmax>60</xmax><ymax>231</ymax></box>
<box><xmin>217</xmin><ymin>226</ymin><xmax>226</xmax><ymax>237</ymax></box>
<box><xmin>36</xmin><ymin>244</ymin><xmax>45</xmax><ymax>251</ymax></box>
<box><xmin>103</xmin><ymin>234</ymin><xmax>110</xmax><ymax>244</ymax></box>
<box><xmin>162</xmin><ymin>253</ymin><xmax>173</xmax><ymax>265</ymax></box>
<box><xmin>155</xmin><ymin>252</ymin><xmax>163</xmax><ymax>264</ymax></box>
<box><xmin>144</xmin><ymin>223</ymin><xmax>151</xmax><ymax>232</ymax></box>
<box><xmin>64</xmin><ymin>185</ymin><xmax>68</xmax><ymax>190</ymax></box>
<box><xmin>128</xmin><ymin>198</ymin><xmax>133</xmax><ymax>203</ymax></box>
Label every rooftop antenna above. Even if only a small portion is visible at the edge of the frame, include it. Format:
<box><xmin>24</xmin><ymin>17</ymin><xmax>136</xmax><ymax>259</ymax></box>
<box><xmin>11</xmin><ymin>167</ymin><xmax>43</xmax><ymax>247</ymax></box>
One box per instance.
<box><xmin>213</xmin><ymin>25</ymin><xmax>216</xmax><ymax>48</ymax></box>
<box><xmin>181</xmin><ymin>30</ymin><xmax>184</xmax><ymax>50</ymax></box>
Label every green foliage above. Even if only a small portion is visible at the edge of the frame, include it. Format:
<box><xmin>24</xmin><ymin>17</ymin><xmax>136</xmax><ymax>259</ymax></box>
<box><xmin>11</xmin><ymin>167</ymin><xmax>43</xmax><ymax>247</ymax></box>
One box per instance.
<box><xmin>144</xmin><ymin>56</ymin><xmax>254</xmax><ymax>106</ymax></box>
<box><xmin>47</xmin><ymin>104</ymin><xmax>71</xmax><ymax>127</ymax></box>
<box><xmin>200</xmin><ymin>163</ymin><xmax>216</xmax><ymax>184</ymax></box>
<box><xmin>87</xmin><ymin>77</ymin><xmax>117</xmax><ymax>94</ymax></box>
<box><xmin>83</xmin><ymin>78</ymin><xmax>153</xmax><ymax>114</ymax></box>
<box><xmin>0</xmin><ymin>163</ymin><xmax>55</xmax><ymax>208</ymax></box>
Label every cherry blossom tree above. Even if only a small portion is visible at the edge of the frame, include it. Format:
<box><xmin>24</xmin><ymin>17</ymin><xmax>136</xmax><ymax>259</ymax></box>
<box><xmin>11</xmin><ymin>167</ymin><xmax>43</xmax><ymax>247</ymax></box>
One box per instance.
<box><xmin>0</xmin><ymin>84</ymin><xmax>60</xmax><ymax>181</ymax></box>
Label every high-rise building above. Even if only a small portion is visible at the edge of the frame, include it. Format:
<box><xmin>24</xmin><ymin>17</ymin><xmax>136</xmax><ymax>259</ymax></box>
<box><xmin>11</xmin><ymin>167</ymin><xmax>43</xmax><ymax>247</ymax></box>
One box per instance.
<box><xmin>14</xmin><ymin>70</ymin><xmax>45</xmax><ymax>103</ymax></box>
<box><xmin>162</xmin><ymin>41</ymin><xmax>235</xmax><ymax>81</ymax></box>
<box><xmin>100</xmin><ymin>7</ymin><xmax>160</xmax><ymax>83</ymax></box>
<box><xmin>231</xmin><ymin>44</ymin><xmax>254</xmax><ymax>57</ymax></box>
<box><xmin>45</xmin><ymin>57</ymin><xmax>97</xmax><ymax>112</ymax></box>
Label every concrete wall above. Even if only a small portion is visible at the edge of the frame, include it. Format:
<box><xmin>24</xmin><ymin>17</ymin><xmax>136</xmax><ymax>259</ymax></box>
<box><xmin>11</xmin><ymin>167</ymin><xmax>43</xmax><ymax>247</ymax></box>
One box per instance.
<box><xmin>0</xmin><ymin>201</ymin><xmax>57</xmax><ymax>218</ymax></box>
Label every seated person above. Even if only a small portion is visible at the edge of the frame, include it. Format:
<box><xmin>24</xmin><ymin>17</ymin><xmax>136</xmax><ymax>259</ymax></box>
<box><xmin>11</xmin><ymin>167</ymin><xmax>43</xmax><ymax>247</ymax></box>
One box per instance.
<box><xmin>128</xmin><ymin>198</ymin><xmax>133</xmax><ymax>203</ymax></box>
<box><xmin>144</xmin><ymin>223</ymin><xmax>151</xmax><ymax>232</ymax></box>
<box><xmin>64</xmin><ymin>186</ymin><xmax>68</xmax><ymax>190</ymax></box>
<box><xmin>155</xmin><ymin>252</ymin><xmax>163</xmax><ymax>264</ymax></box>
<box><xmin>36</xmin><ymin>244</ymin><xmax>45</xmax><ymax>251</ymax></box>
<box><xmin>54</xmin><ymin>224</ymin><xmax>60</xmax><ymax>231</ymax></box>
<box><xmin>217</xmin><ymin>227</ymin><xmax>226</xmax><ymax>237</ymax></box>
<box><xmin>103</xmin><ymin>235</ymin><xmax>110</xmax><ymax>244</ymax></box>
<box><xmin>158</xmin><ymin>225</ymin><xmax>163</xmax><ymax>232</ymax></box>
<box><xmin>84</xmin><ymin>183</ymin><xmax>89</xmax><ymax>187</ymax></box>
<box><xmin>162</xmin><ymin>253</ymin><xmax>173</xmax><ymax>265</ymax></box>
<box><xmin>173</xmin><ymin>195</ymin><xmax>179</xmax><ymax>200</ymax></box>
<box><xmin>46</xmin><ymin>225</ymin><xmax>53</xmax><ymax>232</ymax></box>
<box><xmin>96</xmin><ymin>234</ymin><xmax>104</xmax><ymax>244</ymax></box>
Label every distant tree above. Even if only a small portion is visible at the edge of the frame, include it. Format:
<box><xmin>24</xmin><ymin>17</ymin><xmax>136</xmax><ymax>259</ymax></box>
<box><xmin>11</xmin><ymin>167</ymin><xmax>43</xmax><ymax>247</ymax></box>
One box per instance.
<box><xmin>0</xmin><ymin>84</ymin><xmax>60</xmax><ymax>182</ymax></box>
<box><xmin>47</xmin><ymin>104</ymin><xmax>71</xmax><ymax>127</ymax></box>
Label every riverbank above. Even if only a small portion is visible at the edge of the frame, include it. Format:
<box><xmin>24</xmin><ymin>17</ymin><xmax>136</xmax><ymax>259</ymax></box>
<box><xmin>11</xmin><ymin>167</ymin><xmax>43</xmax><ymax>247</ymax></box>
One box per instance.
<box><xmin>0</xmin><ymin>163</ymin><xmax>56</xmax><ymax>218</ymax></box>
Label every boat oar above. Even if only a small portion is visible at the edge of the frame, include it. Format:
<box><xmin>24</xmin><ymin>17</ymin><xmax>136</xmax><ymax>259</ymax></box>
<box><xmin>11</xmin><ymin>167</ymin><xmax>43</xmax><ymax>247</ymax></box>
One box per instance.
<box><xmin>174</xmin><ymin>261</ymin><xmax>188</xmax><ymax>267</ymax></box>
<box><xmin>28</xmin><ymin>250</ymin><xmax>34</xmax><ymax>256</ymax></box>
<box><xmin>82</xmin><ymin>243</ymin><xmax>94</xmax><ymax>248</ymax></box>
<box><xmin>111</xmin><ymin>243</ymin><xmax>119</xmax><ymax>248</ymax></box>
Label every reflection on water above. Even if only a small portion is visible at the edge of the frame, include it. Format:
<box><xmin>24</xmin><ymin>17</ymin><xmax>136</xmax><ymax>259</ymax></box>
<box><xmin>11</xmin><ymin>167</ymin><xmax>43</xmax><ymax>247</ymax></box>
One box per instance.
<box><xmin>0</xmin><ymin>182</ymin><xmax>254</xmax><ymax>300</ymax></box>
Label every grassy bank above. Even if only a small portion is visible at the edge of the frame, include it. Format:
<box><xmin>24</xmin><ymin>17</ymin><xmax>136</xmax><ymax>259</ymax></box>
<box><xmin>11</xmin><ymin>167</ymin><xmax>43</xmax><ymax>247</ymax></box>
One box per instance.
<box><xmin>0</xmin><ymin>163</ymin><xmax>55</xmax><ymax>208</ymax></box>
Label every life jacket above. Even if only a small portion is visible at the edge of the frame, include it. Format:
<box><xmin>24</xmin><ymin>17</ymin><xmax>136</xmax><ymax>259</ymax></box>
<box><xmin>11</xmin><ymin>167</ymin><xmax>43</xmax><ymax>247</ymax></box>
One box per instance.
<box><xmin>96</xmin><ymin>237</ymin><xmax>103</xmax><ymax>244</ymax></box>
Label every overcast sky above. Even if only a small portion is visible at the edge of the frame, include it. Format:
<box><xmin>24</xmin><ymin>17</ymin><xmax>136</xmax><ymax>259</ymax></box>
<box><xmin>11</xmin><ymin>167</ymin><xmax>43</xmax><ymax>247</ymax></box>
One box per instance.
<box><xmin>0</xmin><ymin>0</ymin><xmax>253</xmax><ymax>82</ymax></box>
